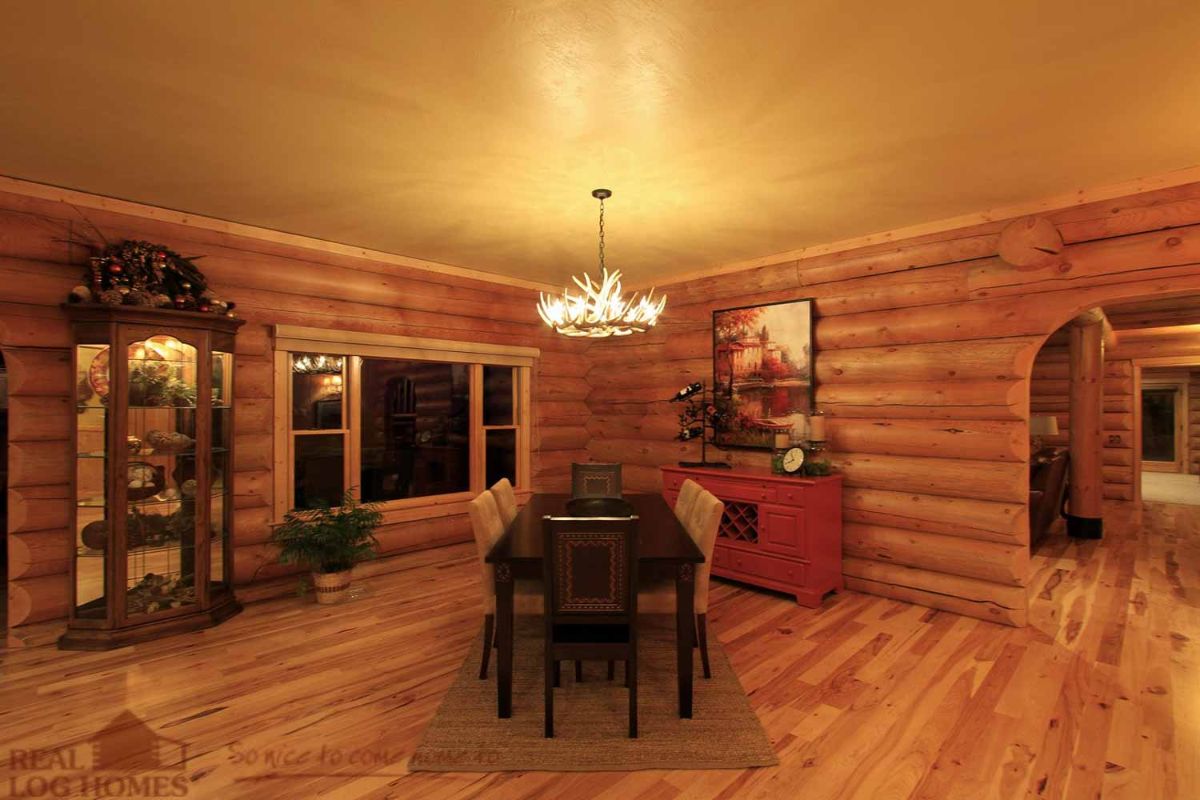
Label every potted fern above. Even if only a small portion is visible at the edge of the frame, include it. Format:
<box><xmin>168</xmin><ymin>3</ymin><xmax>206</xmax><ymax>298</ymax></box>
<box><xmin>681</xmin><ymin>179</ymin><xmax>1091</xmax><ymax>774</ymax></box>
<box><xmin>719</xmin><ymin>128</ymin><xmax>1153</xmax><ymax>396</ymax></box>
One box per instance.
<box><xmin>271</xmin><ymin>490</ymin><xmax>383</xmax><ymax>604</ymax></box>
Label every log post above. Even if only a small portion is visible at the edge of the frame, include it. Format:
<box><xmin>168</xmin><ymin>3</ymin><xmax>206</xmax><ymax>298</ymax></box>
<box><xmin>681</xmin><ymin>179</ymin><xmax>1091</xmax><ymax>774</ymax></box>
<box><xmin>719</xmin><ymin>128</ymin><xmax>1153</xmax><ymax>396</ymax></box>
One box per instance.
<box><xmin>1066</xmin><ymin>308</ymin><xmax>1106</xmax><ymax>538</ymax></box>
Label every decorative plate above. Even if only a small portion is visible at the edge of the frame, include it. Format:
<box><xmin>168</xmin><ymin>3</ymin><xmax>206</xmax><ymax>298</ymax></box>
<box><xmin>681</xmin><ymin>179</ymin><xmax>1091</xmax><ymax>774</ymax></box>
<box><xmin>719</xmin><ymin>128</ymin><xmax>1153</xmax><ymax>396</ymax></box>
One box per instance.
<box><xmin>88</xmin><ymin>347</ymin><xmax>110</xmax><ymax>398</ymax></box>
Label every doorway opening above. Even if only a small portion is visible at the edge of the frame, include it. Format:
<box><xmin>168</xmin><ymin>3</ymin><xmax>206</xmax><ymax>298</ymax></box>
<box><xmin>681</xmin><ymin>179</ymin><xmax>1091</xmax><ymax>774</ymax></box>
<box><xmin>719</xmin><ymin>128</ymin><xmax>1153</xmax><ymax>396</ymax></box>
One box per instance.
<box><xmin>1138</xmin><ymin>364</ymin><xmax>1200</xmax><ymax>505</ymax></box>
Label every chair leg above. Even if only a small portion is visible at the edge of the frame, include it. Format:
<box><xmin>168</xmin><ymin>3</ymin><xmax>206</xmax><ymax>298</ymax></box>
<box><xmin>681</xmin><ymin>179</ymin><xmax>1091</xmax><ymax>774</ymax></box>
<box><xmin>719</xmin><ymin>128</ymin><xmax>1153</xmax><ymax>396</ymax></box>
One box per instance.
<box><xmin>575</xmin><ymin>660</ymin><xmax>583</xmax><ymax>683</ymax></box>
<box><xmin>553</xmin><ymin>660</ymin><xmax>561</xmax><ymax>688</ymax></box>
<box><xmin>479</xmin><ymin>613</ymin><xmax>494</xmax><ymax>680</ymax></box>
<box><xmin>607</xmin><ymin>660</ymin><xmax>615</xmax><ymax>680</ymax></box>
<box><xmin>693</xmin><ymin>616</ymin><xmax>699</xmax><ymax>649</ymax></box>
<box><xmin>698</xmin><ymin>613</ymin><xmax>711</xmax><ymax>679</ymax></box>
<box><xmin>628</xmin><ymin>654</ymin><xmax>638</xmax><ymax>738</ymax></box>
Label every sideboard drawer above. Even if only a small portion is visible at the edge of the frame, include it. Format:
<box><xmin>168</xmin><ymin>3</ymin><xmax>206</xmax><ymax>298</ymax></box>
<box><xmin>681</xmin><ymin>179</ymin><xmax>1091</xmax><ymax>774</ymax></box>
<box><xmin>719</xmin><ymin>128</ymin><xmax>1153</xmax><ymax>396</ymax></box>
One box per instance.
<box><xmin>701</xmin><ymin>478</ymin><xmax>777</xmax><ymax>504</ymax></box>
<box><xmin>714</xmin><ymin>545</ymin><xmax>772</xmax><ymax>576</ymax></box>
<box><xmin>777</xmin><ymin>485</ymin><xmax>808</xmax><ymax>506</ymax></box>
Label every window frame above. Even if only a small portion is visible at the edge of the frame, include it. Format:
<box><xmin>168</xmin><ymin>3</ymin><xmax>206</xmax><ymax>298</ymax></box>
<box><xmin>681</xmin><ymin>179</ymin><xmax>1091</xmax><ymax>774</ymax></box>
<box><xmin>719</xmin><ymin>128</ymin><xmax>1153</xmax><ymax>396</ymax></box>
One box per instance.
<box><xmin>272</xmin><ymin>325</ymin><xmax>537</xmax><ymax>522</ymax></box>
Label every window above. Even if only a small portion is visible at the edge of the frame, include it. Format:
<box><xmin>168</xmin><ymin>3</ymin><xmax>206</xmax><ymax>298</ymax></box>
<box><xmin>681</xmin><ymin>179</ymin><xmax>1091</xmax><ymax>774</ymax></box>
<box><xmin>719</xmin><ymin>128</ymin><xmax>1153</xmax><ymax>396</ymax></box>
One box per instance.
<box><xmin>273</xmin><ymin>326</ymin><xmax>536</xmax><ymax>519</ymax></box>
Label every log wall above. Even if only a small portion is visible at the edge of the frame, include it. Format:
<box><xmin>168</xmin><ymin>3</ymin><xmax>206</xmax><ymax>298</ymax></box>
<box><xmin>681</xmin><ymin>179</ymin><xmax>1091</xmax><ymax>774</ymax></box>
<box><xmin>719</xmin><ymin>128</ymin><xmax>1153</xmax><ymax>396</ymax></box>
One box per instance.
<box><xmin>0</xmin><ymin>188</ymin><xmax>589</xmax><ymax>625</ymax></box>
<box><xmin>586</xmin><ymin>181</ymin><xmax>1200</xmax><ymax>627</ymax></box>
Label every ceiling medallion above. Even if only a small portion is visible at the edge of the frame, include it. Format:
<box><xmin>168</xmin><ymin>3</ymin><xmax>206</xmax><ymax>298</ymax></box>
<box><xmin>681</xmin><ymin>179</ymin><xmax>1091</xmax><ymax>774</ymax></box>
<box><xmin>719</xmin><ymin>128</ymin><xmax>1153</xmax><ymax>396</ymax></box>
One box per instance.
<box><xmin>537</xmin><ymin>189</ymin><xmax>666</xmax><ymax>338</ymax></box>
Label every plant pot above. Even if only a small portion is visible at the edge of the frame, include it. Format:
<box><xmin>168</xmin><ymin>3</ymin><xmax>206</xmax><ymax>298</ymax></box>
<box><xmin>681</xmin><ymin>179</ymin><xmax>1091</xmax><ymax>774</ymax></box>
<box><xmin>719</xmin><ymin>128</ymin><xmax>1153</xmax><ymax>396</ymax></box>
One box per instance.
<box><xmin>312</xmin><ymin>570</ymin><xmax>352</xmax><ymax>605</ymax></box>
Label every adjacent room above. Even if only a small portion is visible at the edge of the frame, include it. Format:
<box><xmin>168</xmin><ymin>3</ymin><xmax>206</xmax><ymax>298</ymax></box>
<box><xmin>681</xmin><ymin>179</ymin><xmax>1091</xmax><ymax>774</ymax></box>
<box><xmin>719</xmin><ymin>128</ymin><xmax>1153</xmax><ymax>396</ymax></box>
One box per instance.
<box><xmin>1</xmin><ymin>3</ymin><xmax>1197</xmax><ymax>799</ymax></box>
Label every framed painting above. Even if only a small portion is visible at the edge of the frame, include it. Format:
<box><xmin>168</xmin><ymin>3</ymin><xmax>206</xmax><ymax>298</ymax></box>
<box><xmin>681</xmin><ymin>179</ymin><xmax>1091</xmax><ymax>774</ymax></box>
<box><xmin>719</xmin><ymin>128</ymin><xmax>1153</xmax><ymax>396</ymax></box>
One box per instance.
<box><xmin>712</xmin><ymin>298</ymin><xmax>814</xmax><ymax>449</ymax></box>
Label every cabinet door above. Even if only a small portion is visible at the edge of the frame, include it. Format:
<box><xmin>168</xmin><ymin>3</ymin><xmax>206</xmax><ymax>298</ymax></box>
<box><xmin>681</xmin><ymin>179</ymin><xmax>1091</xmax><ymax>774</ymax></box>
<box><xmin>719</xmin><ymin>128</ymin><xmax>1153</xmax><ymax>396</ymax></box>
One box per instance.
<box><xmin>759</xmin><ymin>504</ymin><xmax>808</xmax><ymax>559</ymax></box>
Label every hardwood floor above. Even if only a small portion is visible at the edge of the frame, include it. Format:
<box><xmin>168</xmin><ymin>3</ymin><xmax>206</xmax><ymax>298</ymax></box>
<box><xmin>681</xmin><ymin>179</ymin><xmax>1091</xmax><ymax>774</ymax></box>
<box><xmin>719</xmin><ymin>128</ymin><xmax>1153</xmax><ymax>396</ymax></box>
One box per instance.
<box><xmin>1</xmin><ymin>500</ymin><xmax>1195</xmax><ymax>799</ymax></box>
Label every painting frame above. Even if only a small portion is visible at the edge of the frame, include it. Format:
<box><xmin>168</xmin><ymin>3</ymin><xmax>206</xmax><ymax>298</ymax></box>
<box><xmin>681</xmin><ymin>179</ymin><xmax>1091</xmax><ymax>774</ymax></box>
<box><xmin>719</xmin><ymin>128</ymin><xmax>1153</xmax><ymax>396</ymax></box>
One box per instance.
<box><xmin>711</xmin><ymin>297</ymin><xmax>815</xmax><ymax>449</ymax></box>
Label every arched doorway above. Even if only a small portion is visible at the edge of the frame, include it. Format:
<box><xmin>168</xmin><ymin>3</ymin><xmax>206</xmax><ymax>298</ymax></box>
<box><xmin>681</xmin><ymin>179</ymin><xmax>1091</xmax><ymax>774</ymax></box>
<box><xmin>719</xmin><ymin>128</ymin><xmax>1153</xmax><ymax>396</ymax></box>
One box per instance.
<box><xmin>1027</xmin><ymin>291</ymin><xmax>1200</xmax><ymax>547</ymax></box>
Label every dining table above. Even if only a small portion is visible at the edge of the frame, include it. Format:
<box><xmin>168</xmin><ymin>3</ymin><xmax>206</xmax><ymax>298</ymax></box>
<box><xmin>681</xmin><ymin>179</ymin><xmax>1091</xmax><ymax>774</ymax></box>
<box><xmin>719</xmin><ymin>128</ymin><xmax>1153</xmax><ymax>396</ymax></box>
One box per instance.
<box><xmin>485</xmin><ymin>492</ymin><xmax>705</xmax><ymax>720</ymax></box>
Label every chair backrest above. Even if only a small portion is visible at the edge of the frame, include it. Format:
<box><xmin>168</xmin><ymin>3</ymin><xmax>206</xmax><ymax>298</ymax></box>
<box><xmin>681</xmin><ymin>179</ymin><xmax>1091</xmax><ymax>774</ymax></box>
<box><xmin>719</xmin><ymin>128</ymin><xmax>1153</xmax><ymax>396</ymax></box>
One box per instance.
<box><xmin>490</xmin><ymin>477</ymin><xmax>519</xmax><ymax>527</ymax></box>
<box><xmin>571</xmin><ymin>462</ymin><xmax>623</xmax><ymax>499</ymax></box>
<box><xmin>467</xmin><ymin>491</ymin><xmax>506</xmax><ymax>613</ymax></box>
<box><xmin>674</xmin><ymin>478</ymin><xmax>703</xmax><ymax>524</ymax></box>
<box><xmin>543</xmin><ymin>515</ymin><xmax>638</xmax><ymax>626</ymax></box>
<box><xmin>686</xmin><ymin>490</ymin><xmax>725</xmax><ymax>614</ymax></box>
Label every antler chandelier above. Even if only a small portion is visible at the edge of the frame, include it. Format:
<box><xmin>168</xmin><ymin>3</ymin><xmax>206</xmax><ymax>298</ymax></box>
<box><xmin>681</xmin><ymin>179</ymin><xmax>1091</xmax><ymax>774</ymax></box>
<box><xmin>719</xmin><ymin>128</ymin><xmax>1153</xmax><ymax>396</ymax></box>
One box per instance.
<box><xmin>537</xmin><ymin>189</ymin><xmax>666</xmax><ymax>338</ymax></box>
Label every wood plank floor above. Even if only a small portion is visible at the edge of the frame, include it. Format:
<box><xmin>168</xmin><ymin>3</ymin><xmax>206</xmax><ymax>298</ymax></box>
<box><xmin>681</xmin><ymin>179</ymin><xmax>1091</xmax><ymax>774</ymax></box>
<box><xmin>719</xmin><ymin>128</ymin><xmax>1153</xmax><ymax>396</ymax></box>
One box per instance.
<box><xmin>1</xmin><ymin>500</ymin><xmax>1195</xmax><ymax>799</ymax></box>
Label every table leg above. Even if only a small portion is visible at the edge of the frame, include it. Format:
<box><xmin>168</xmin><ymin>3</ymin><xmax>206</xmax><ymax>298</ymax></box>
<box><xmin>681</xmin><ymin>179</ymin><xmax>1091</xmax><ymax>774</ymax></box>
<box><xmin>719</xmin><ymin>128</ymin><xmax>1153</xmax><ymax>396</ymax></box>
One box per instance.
<box><xmin>675</xmin><ymin>562</ymin><xmax>695</xmax><ymax>718</ymax></box>
<box><xmin>495</xmin><ymin>562</ymin><xmax>514</xmax><ymax>718</ymax></box>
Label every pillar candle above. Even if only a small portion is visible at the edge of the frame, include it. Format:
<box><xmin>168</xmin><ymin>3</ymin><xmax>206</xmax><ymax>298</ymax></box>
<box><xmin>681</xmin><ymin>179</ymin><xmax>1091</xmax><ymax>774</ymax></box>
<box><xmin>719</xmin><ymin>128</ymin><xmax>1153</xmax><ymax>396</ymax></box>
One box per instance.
<box><xmin>808</xmin><ymin>413</ymin><xmax>826</xmax><ymax>442</ymax></box>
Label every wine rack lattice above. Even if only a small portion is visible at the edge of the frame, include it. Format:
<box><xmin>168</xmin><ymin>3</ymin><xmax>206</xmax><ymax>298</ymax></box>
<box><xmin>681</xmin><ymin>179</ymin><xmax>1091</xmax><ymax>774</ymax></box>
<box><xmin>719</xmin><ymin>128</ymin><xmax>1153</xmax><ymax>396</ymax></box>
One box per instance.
<box><xmin>719</xmin><ymin>501</ymin><xmax>759</xmax><ymax>544</ymax></box>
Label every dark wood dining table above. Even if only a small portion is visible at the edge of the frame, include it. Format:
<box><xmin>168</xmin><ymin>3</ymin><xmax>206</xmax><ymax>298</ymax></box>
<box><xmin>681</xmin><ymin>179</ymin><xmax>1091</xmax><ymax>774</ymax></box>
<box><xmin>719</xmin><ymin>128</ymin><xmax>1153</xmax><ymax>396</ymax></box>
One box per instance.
<box><xmin>485</xmin><ymin>493</ymin><xmax>705</xmax><ymax>720</ymax></box>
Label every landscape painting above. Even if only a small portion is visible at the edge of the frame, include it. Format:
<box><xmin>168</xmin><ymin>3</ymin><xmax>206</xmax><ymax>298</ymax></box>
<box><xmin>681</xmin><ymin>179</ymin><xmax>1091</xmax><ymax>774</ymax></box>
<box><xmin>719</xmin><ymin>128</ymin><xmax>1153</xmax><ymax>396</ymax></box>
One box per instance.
<box><xmin>712</xmin><ymin>298</ymin><xmax>814</xmax><ymax>448</ymax></box>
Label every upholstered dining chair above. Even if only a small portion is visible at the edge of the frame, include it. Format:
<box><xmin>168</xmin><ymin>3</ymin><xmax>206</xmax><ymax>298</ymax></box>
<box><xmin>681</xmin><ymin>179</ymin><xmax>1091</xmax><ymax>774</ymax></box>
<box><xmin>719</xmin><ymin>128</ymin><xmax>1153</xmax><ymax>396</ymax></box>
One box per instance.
<box><xmin>571</xmin><ymin>462</ymin><xmax>622</xmax><ymax>499</ymax></box>
<box><xmin>467</xmin><ymin>490</ymin><xmax>541</xmax><ymax>680</ymax></box>
<box><xmin>490</xmin><ymin>477</ymin><xmax>519</xmax><ymax>527</ymax></box>
<box><xmin>674</xmin><ymin>478</ymin><xmax>703</xmax><ymax>525</ymax></box>
<box><xmin>543</xmin><ymin>514</ymin><xmax>640</xmax><ymax>738</ymax></box>
<box><xmin>640</xmin><ymin>487</ymin><xmax>724</xmax><ymax>678</ymax></box>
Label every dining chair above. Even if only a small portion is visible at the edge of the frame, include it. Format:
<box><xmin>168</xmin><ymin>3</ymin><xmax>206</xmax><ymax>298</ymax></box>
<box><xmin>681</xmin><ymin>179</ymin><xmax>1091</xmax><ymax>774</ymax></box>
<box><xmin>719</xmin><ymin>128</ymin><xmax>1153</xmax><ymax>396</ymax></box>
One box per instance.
<box><xmin>490</xmin><ymin>477</ymin><xmax>519</xmax><ymax>527</ymax></box>
<box><xmin>640</xmin><ymin>487</ymin><xmax>724</xmax><ymax>678</ymax></box>
<box><xmin>571</xmin><ymin>462</ymin><xmax>623</xmax><ymax>499</ymax></box>
<box><xmin>543</xmin><ymin>514</ymin><xmax>639</xmax><ymax>738</ymax></box>
<box><xmin>674</xmin><ymin>478</ymin><xmax>703</xmax><ymax>524</ymax></box>
<box><xmin>467</xmin><ymin>490</ymin><xmax>541</xmax><ymax>680</ymax></box>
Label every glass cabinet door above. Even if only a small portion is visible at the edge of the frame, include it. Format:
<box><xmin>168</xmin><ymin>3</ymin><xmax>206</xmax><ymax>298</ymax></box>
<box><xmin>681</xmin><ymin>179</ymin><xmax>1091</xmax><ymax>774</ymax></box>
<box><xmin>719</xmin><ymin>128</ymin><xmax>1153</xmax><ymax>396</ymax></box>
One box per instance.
<box><xmin>124</xmin><ymin>334</ymin><xmax>199</xmax><ymax>617</ymax></box>
<box><xmin>75</xmin><ymin>342</ymin><xmax>110</xmax><ymax>619</ymax></box>
<box><xmin>210</xmin><ymin>349</ymin><xmax>233</xmax><ymax>594</ymax></box>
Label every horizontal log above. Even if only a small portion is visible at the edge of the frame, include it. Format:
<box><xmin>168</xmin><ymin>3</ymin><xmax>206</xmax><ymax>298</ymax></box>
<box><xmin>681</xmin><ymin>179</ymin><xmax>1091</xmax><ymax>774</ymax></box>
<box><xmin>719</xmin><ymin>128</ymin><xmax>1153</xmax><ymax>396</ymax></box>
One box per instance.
<box><xmin>586</xmin><ymin>413</ymin><xmax>680</xmax><ymax>441</ymax></box>
<box><xmin>827</xmin><ymin>418</ymin><xmax>1025</xmax><ymax>462</ymax></box>
<box><xmin>969</xmin><ymin>222</ymin><xmax>1200</xmax><ymax>293</ymax></box>
<box><xmin>1029</xmin><ymin>397</ymin><xmax>1132</xmax><ymax>414</ymax></box>
<box><xmin>1104</xmin><ymin>449</ymin><xmax>1133</xmax><ymax>467</ymax></box>
<box><xmin>842</xmin><ymin>557</ymin><xmax>1025</xmax><ymax>626</ymax></box>
<box><xmin>1030</xmin><ymin>360</ymin><xmax>1131</xmax><ymax>380</ymax></box>
<box><xmin>829</xmin><ymin>452</ymin><xmax>1027</xmax><ymax>503</ymax></box>
<box><xmin>0</xmin><ymin>302</ymin><xmax>72</xmax><ymax>348</ymax></box>
<box><xmin>232</xmin><ymin>398</ymin><xmax>272</xmax><ymax>437</ymax></box>
<box><xmin>843</xmin><ymin>523</ymin><xmax>1027</xmax><ymax>586</ymax></box>
<box><xmin>1102</xmin><ymin>466</ymin><xmax>1133</xmax><ymax>485</ymax></box>
<box><xmin>535</xmin><ymin>401</ymin><xmax>590</xmax><ymax>426</ymax></box>
<box><xmin>817</xmin><ymin>380</ymin><xmax>1026</xmax><ymax>421</ymax></box>
<box><xmin>7</xmin><ymin>484</ymin><xmax>71</xmax><ymax>533</ymax></box>
<box><xmin>3</xmin><ymin>347</ymin><xmax>71</xmax><ymax>396</ymax></box>
<box><xmin>8</xmin><ymin>441</ymin><xmax>70</xmax><ymax>488</ymax></box>
<box><xmin>235</xmin><ymin>359</ymin><xmax>273</xmax><ymax>399</ymax></box>
<box><xmin>1104</xmin><ymin>484</ymin><xmax>1134</xmax><ymax>501</ymax></box>
<box><xmin>8</xmin><ymin>529</ymin><xmax>70</xmax><ymax>580</ymax></box>
<box><xmin>535</xmin><ymin>375</ymin><xmax>591</xmax><ymax>401</ymax></box>
<box><xmin>841</xmin><ymin>487</ymin><xmax>1025</xmax><ymax>544</ymax></box>
<box><xmin>7</xmin><ymin>395</ymin><xmax>70</xmax><ymax>442</ymax></box>
<box><xmin>233</xmin><ymin>433</ymin><xmax>272</xmax><ymax>473</ymax></box>
<box><xmin>816</xmin><ymin>338</ymin><xmax>1041</xmax><ymax>384</ymax></box>
<box><xmin>535</xmin><ymin>426</ymin><xmax>590</xmax><ymax>451</ymax></box>
<box><xmin>1028</xmin><ymin>378</ymin><xmax>1131</xmax><ymax>396</ymax></box>
<box><xmin>8</xmin><ymin>574</ymin><xmax>70</xmax><ymax>626</ymax></box>
<box><xmin>587</xmin><ymin>437</ymin><xmax>698</xmax><ymax>467</ymax></box>
<box><xmin>233</xmin><ymin>468</ymin><xmax>271</xmax><ymax>510</ymax></box>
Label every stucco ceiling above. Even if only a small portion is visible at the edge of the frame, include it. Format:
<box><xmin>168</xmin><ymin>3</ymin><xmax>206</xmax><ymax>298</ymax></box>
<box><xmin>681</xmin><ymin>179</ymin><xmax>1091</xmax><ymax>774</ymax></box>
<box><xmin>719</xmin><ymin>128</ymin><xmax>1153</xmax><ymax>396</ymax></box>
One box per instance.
<box><xmin>2</xmin><ymin>1</ymin><xmax>1199</xmax><ymax>287</ymax></box>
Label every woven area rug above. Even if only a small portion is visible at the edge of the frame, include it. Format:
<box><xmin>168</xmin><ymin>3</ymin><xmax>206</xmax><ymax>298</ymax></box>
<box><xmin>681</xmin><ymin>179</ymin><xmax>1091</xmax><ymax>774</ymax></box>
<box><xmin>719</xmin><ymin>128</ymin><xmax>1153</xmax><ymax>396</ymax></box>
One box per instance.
<box><xmin>409</xmin><ymin>616</ymin><xmax>778</xmax><ymax>772</ymax></box>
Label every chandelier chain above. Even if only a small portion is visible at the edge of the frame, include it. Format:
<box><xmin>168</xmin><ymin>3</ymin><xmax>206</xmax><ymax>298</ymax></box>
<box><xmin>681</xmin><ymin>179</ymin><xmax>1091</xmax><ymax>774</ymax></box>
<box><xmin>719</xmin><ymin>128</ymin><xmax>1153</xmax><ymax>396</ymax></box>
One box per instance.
<box><xmin>597</xmin><ymin>195</ymin><xmax>605</xmax><ymax>271</ymax></box>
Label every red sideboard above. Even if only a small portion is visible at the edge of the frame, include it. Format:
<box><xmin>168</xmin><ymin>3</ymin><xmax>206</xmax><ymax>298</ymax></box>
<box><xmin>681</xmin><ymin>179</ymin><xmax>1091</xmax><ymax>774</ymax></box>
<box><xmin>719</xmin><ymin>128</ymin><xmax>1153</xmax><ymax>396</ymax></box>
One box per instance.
<box><xmin>661</xmin><ymin>466</ymin><xmax>843</xmax><ymax>606</ymax></box>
